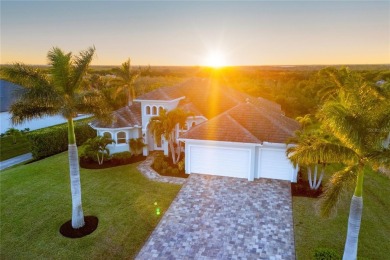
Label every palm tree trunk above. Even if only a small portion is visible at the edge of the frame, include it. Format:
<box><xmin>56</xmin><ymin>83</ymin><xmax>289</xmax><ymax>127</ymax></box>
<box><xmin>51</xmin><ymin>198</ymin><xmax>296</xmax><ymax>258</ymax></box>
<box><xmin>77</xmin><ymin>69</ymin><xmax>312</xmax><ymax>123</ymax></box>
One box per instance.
<box><xmin>307</xmin><ymin>167</ymin><xmax>314</xmax><ymax>189</ymax></box>
<box><xmin>314</xmin><ymin>167</ymin><xmax>324</xmax><ymax>190</ymax></box>
<box><xmin>67</xmin><ymin>118</ymin><xmax>85</xmax><ymax>229</ymax></box>
<box><xmin>343</xmin><ymin>169</ymin><xmax>364</xmax><ymax>260</ymax></box>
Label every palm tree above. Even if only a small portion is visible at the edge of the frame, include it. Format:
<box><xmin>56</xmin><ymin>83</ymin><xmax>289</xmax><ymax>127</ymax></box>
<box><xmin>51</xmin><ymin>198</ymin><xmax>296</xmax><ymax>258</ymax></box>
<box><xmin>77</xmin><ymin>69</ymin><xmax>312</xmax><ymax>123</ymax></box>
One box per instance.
<box><xmin>5</xmin><ymin>127</ymin><xmax>22</xmax><ymax>144</ymax></box>
<box><xmin>111</xmin><ymin>58</ymin><xmax>139</xmax><ymax>106</ymax></box>
<box><xmin>83</xmin><ymin>136</ymin><xmax>115</xmax><ymax>165</ymax></box>
<box><xmin>129</xmin><ymin>137</ymin><xmax>145</xmax><ymax>156</ymax></box>
<box><xmin>2</xmin><ymin>46</ymin><xmax>112</xmax><ymax>230</ymax></box>
<box><xmin>288</xmin><ymin>73</ymin><xmax>390</xmax><ymax>259</ymax></box>
<box><xmin>149</xmin><ymin>108</ymin><xmax>192</xmax><ymax>164</ymax></box>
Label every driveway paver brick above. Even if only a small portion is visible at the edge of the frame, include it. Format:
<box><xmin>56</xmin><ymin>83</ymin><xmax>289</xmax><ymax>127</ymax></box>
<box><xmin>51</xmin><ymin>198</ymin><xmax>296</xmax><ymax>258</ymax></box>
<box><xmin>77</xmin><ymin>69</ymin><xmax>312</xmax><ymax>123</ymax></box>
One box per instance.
<box><xmin>137</xmin><ymin>174</ymin><xmax>295</xmax><ymax>259</ymax></box>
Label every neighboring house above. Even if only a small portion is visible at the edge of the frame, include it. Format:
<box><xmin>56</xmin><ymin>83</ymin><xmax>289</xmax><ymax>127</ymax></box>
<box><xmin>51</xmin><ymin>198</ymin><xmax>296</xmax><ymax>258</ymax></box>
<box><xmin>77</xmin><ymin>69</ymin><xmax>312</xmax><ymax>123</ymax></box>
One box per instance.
<box><xmin>90</xmin><ymin>78</ymin><xmax>300</xmax><ymax>182</ymax></box>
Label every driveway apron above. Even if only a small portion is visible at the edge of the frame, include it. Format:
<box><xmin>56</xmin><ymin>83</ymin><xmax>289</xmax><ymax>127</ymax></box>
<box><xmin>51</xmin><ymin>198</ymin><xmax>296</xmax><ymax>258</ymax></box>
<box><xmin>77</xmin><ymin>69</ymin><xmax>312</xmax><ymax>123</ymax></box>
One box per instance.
<box><xmin>137</xmin><ymin>174</ymin><xmax>295</xmax><ymax>259</ymax></box>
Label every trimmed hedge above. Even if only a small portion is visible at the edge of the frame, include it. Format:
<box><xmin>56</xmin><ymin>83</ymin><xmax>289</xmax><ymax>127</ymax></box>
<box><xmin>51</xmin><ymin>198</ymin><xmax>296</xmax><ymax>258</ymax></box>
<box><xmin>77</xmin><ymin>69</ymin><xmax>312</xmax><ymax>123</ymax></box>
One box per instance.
<box><xmin>28</xmin><ymin>121</ymin><xmax>96</xmax><ymax>160</ymax></box>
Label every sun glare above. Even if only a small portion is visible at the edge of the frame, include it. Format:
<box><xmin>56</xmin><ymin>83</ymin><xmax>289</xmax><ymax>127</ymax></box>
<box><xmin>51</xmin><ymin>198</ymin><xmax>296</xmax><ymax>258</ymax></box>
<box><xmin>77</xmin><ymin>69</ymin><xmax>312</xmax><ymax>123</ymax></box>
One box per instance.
<box><xmin>204</xmin><ymin>50</ymin><xmax>227</xmax><ymax>68</ymax></box>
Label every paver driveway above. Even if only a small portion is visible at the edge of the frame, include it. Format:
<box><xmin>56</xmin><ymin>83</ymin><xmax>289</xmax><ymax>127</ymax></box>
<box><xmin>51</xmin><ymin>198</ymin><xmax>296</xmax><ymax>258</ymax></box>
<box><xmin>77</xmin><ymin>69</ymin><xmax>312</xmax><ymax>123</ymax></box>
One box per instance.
<box><xmin>137</xmin><ymin>174</ymin><xmax>295</xmax><ymax>259</ymax></box>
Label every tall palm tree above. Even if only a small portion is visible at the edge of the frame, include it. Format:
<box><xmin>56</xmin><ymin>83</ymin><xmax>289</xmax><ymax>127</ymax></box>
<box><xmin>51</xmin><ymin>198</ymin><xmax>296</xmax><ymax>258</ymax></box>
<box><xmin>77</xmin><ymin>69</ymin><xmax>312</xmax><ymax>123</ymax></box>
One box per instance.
<box><xmin>288</xmin><ymin>74</ymin><xmax>390</xmax><ymax>259</ymax></box>
<box><xmin>1</xmin><ymin>46</ymin><xmax>111</xmax><ymax>230</ymax></box>
<box><xmin>149</xmin><ymin>108</ymin><xmax>192</xmax><ymax>164</ymax></box>
<box><xmin>111</xmin><ymin>58</ymin><xmax>139</xmax><ymax>106</ymax></box>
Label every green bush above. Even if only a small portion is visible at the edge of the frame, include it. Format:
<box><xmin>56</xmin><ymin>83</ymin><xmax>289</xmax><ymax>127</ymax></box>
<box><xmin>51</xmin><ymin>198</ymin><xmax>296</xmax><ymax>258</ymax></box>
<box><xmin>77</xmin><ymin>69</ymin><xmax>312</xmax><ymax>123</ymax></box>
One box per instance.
<box><xmin>313</xmin><ymin>248</ymin><xmax>341</xmax><ymax>260</ymax></box>
<box><xmin>171</xmin><ymin>168</ymin><xmax>179</xmax><ymax>175</ymax></box>
<box><xmin>153</xmin><ymin>157</ymin><xmax>164</xmax><ymax>171</ymax></box>
<box><xmin>177</xmin><ymin>159</ymin><xmax>185</xmax><ymax>172</ymax></box>
<box><xmin>162</xmin><ymin>161</ymin><xmax>169</xmax><ymax>169</ymax></box>
<box><xmin>28</xmin><ymin>121</ymin><xmax>96</xmax><ymax>160</ymax></box>
<box><xmin>111</xmin><ymin>152</ymin><xmax>132</xmax><ymax>164</ymax></box>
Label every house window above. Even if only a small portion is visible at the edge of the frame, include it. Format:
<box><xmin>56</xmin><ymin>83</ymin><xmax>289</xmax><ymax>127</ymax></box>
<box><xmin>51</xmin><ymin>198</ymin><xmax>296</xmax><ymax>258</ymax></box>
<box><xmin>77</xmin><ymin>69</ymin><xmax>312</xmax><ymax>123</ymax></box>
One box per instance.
<box><xmin>103</xmin><ymin>132</ymin><xmax>112</xmax><ymax>139</ymax></box>
<box><xmin>117</xmin><ymin>132</ymin><xmax>127</xmax><ymax>144</ymax></box>
<box><xmin>191</xmin><ymin>122</ymin><xmax>196</xmax><ymax>128</ymax></box>
<box><xmin>152</xmin><ymin>106</ymin><xmax>157</xmax><ymax>115</ymax></box>
<box><xmin>158</xmin><ymin>106</ymin><xmax>164</xmax><ymax>115</ymax></box>
<box><xmin>146</xmin><ymin>106</ymin><xmax>151</xmax><ymax>115</ymax></box>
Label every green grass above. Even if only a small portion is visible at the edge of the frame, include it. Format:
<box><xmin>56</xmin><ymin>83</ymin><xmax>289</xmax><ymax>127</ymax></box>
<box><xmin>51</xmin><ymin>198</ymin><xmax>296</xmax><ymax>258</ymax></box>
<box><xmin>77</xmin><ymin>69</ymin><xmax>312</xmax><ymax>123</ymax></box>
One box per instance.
<box><xmin>0</xmin><ymin>135</ymin><xmax>30</xmax><ymax>161</ymax></box>
<box><xmin>293</xmin><ymin>168</ymin><xmax>390</xmax><ymax>259</ymax></box>
<box><xmin>0</xmin><ymin>151</ymin><xmax>181</xmax><ymax>259</ymax></box>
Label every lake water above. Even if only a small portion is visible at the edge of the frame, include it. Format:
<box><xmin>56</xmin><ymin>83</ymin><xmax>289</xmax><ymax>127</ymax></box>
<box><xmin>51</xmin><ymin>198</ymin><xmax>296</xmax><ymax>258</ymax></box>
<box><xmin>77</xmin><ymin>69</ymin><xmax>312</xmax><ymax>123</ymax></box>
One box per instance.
<box><xmin>0</xmin><ymin>112</ymin><xmax>90</xmax><ymax>134</ymax></box>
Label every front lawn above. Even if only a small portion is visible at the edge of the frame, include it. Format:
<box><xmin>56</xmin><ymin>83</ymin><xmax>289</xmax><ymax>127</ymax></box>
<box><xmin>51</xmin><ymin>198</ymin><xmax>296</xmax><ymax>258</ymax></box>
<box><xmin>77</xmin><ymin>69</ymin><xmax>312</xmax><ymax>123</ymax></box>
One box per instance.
<box><xmin>0</xmin><ymin>151</ymin><xmax>181</xmax><ymax>259</ymax></box>
<box><xmin>293</xmin><ymin>168</ymin><xmax>390</xmax><ymax>259</ymax></box>
<box><xmin>0</xmin><ymin>135</ymin><xmax>30</xmax><ymax>161</ymax></box>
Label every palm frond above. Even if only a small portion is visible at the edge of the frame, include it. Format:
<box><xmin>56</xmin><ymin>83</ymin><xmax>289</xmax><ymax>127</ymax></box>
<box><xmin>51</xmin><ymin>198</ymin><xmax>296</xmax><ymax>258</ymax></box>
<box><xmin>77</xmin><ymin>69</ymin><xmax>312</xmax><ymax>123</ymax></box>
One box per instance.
<box><xmin>71</xmin><ymin>46</ymin><xmax>96</xmax><ymax>91</ymax></box>
<box><xmin>10</xmin><ymin>100</ymin><xmax>61</xmax><ymax>125</ymax></box>
<box><xmin>287</xmin><ymin>139</ymin><xmax>358</xmax><ymax>167</ymax></box>
<box><xmin>1</xmin><ymin>63</ymin><xmax>50</xmax><ymax>89</ymax></box>
<box><xmin>74</xmin><ymin>90</ymin><xmax>112</xmax><ymax>124</ymax></box>
<box><xmin>47</xmin><ymin>47</ymin><xmax>72</xmax><ymax>94</ymax></box>
<box><xmin>318</xmin><ymin>165</ymin><xmax>358</xmax><ymax>218</ymax></box>
<box><xmin>319</xmin><ymin>101</ymin><xmax>365</xmax><ymax>155</ymax></box>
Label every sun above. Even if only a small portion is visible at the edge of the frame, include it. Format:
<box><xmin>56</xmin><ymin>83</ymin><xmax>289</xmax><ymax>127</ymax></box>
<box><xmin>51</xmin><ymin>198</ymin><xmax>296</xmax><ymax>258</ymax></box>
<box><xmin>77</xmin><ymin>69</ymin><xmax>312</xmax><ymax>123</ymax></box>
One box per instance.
<box><xmin>204</xmin><ymin>50</ymin><xmax>227</xmax><ymax>68</ymax></box>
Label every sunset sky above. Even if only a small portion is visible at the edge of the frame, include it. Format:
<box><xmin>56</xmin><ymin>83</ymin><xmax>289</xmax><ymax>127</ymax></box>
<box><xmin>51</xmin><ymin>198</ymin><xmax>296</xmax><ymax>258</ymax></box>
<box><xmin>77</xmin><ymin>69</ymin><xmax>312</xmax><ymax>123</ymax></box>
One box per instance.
<box><xmin>1</xmin><ymin>1</ymin><xmax>389</xmax><ymax>66</ymax></box>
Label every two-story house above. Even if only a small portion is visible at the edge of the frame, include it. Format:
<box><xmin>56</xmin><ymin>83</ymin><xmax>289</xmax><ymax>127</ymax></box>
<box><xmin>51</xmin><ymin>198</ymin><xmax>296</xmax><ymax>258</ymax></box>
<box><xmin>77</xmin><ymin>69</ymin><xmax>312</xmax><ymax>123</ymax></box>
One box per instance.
<box><xmin>90</xmin><ymin>78</ymin><xmax>300</xmax><ymax>182</ymax></box>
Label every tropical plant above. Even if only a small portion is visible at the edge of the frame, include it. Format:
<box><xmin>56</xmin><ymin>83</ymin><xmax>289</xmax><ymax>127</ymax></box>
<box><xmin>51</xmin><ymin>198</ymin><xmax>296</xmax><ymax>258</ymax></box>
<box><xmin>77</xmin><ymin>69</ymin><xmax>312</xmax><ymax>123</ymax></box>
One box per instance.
<box><xmin>287</xmin><ymin>71</ymin><xmax>390</xmax><ymax>259</ymax></box>
<box><xmin>129</xmin><ymin>137</ymin><xmax>145</xmax><ymax>156</ymax></box>
<box><xmin>83</xmin><ymin>136</ymin><xmax>115</xmax><ymax>165</ymax></box>
<box><xmin>111</xmin><ymin>58</ymin><xmax>139</xmax><ymax>106</ymax></box>
<box><xmin>5</xmin><ymin>128</ymin><xmax>22</xmax><ymax>144</ymax></box>
<box><xmin>149</xmin><ymin>108</ymin><xmax>192</xmax><ymax>164</ymax></box>
<box><xmin>1</xmin><ymin>46</ymin><xmax>112</xmax><ymax>229</ymax></box>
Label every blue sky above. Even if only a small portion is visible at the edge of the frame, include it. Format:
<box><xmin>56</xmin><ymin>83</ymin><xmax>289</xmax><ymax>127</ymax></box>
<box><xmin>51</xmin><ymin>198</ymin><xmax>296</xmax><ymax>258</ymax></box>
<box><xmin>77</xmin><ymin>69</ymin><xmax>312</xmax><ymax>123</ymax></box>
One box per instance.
<box><xmin>1</xmin><ymin>1</ymin><xmax>389</xmax><ymax>66</ymax></box>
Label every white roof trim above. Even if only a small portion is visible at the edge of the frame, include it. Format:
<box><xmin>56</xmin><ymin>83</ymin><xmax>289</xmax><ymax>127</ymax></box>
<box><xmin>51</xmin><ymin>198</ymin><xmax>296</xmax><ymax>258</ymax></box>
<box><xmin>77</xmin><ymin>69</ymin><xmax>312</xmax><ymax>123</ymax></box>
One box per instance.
<box><xmin>177</xmin><ymin>138</ymin><xmax>261</xmax><ymax>147</ymax></box>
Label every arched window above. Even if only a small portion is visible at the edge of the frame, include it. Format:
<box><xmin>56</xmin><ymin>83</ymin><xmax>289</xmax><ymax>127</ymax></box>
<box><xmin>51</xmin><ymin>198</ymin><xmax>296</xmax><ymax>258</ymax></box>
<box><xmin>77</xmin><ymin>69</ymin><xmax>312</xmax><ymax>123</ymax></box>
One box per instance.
<box><xmin>152</xmin><ymin>106</ymin><xmax>157</xmax><ymax>115</ymax></box>
<box><xmin>191</xmin><ymin>122</ymin><xmax>196</xmax><ymax>128</ymax></box>
<box><xmin>117</xmin><ymin>132</ymin><xmax>126</xmax><ymax>144</ymax></box>
<box><xmin>158</xmin><ymin>106</ymin><xmax>164</xmax><ymax>115</ymax></box>
<box><xmin>103</xmin><ymin>132</ymin><xmax>112</xmax><ymax>139</ymax></box>
<box><xmin>146</xmin><ymin>106</ymin><xmax>151</xmax><ymax>115</ymax></box>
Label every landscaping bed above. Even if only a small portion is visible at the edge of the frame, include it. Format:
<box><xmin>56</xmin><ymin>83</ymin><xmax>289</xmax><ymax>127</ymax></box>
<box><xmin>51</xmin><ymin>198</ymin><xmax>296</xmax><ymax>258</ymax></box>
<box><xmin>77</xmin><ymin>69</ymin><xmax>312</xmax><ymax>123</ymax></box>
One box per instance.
<box><xmin>151</xmin><ymin>153</ymin><xmax>188</xmax><ymax>178</ymax></box>
<box><xmin>291</xmin><ymin>180</ymin><xmax>323</xmax><ymax>198</ymax></box>
<box><xmin>80</xmin><ymin>154</ymin><xmax>145</xmax><ymax>169</ymax></box>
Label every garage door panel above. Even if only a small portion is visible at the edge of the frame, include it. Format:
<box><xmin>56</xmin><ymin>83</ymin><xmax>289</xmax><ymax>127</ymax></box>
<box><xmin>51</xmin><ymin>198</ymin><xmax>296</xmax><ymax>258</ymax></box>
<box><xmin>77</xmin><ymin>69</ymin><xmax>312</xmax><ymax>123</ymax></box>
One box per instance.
<box><xmin>259</xmin><ymin>149</ymin><xmax>293</xmax><ymax>181</ymax></box>
<box><xmin>190</xmin><ymin>146</ymin><xmax>249</xmax><ymax>178</ymax></box>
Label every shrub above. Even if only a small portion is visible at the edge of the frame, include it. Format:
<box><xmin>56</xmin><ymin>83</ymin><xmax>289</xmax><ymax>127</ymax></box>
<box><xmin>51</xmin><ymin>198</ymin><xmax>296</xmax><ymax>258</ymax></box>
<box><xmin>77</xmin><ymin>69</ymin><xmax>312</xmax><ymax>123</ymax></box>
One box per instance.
<box><xmin>313</xmin><ymin>248</ymin><xmax>341</xmax><ymax>260</ymax></box>
<box><xmin>161</xmin><ymin>169</ymin><xmax>167</xmax><ymax>175</ymax></box>
<box><xmin>162</xmin><ymin>161</ymin><xmax>169</xmax><ymax>169</ymax></box>
<box><xmin>153</xmin><ymin>158</ymin><xmax>164</xmax><ymax>171</ymax></box>
<box><xmin>28</xmin><ymin>121</ymin><xmax>95</xmax><ymax>160</ymax></box>
<box><xmin>111</xmin><ymin>151</ymin><xmax>132</xmax><ymax>164</ymax></box>
<box><xmin>167</xmin><ymin>166</ymin><xmax>173</xmax><ymax>175</ymax></box>
<box><xmin>171</xmin><ymin>168</ymin><xmax>179</xmax><ymax>175</ymax></box>
<box><xmin>177</xmin><ymin>159</ymin><xmax>185</xmax><ymax>172</ymax></box>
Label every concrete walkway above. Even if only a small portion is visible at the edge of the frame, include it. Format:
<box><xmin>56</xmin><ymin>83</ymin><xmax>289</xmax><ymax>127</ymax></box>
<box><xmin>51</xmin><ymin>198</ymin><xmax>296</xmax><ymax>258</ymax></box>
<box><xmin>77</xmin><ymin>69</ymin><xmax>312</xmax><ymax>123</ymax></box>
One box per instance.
<box><xmin>137</xmin><ymin>174</ymin><xmax>295</xmax><ymax>259</ymax></box>
<box><xmin>0</xmin><ymin>153</ymin><xmax>32</xmax><ymax>171</ymax></box>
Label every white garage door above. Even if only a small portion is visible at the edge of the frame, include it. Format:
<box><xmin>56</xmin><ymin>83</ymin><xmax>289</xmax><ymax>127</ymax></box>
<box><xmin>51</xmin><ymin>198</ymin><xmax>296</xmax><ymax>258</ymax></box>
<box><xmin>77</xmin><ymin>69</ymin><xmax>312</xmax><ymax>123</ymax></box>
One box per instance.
<box><xmin>259</xmin><ymin>149</ymin><xmax>294</xmax><ymax>181</ymax></box>
<box><xmin>189</xmin><ymin>145</ymin><xmax>250</xmax><ymax>178</ymax></box>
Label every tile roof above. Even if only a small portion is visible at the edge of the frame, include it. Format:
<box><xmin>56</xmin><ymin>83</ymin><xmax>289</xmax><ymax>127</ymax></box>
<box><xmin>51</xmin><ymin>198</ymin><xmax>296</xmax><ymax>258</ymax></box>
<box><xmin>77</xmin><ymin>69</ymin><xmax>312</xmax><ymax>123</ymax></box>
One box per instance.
<box><xmin>180</xmin><ymin>112</ymin><xmax>261</xmax><ymax>144</ymax></box>
<box><xmin>178</xmin><ymin>100</ymin><xmax>204</xmax><ymax>117</ymax></box>
<box><xmin>181</xmin><ymin>102</ymin><xmax>300</xmax><ymax>144</ymax></box>
<box><xmin>90</xmin><ymin>103</ymin><xmax>142</xmax><ymax>128</ymax></box>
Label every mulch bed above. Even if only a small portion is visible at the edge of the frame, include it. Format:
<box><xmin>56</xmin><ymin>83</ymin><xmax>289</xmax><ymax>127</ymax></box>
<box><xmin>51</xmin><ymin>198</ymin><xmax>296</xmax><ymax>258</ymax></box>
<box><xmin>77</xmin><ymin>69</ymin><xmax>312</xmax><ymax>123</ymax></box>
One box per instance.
<box><xmin>151</xmin><ymin>155</ymin><xmax>188</xmax><ymax>179</ymax></box>
<box><xmin>80</xmin><ymin>155</ymin><xmax>145</xmax><ymax>169</ymax></box>
<box><xmin>291</xmin><ymin>180</ymin><xmax>323</xmax><ymax>198</ymax></box>
<box><xmin>59</xmin><ymin>216</ymin><xmax>98</xmax><ymax>238</ymax></box>
<box><xmin>155</xmin><ymin>167</ymin><xmax>189</xmax><ymax>178</ymax></box>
